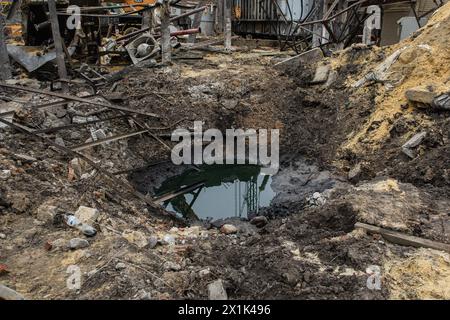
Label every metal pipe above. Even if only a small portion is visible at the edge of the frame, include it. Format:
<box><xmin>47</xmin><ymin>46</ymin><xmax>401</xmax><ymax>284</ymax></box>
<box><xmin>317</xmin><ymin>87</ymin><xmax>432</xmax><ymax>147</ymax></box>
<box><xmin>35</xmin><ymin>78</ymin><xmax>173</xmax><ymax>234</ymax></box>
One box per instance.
<box><xmin>170</xmin><ymin>27</ymin><xmax>201</xmax><ymax>36</ymax></box>
<box><xmin>116</xmin><ymin>5</ymin><xmax>208</xmax><ymax>41</ymax></box>
<box><xmin>156</xmin><ymin>27</ymin><xmax>201</xmax><ymax>37</ymax></box>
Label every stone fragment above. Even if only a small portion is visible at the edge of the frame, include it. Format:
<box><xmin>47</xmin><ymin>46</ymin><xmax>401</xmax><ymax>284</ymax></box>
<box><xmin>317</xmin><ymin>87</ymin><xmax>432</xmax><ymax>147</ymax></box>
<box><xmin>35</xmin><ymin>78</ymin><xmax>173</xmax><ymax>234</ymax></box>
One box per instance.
<box><xmin>70</xmin><ymin>158</ymin><xmax>84</xmax><ymax>177</ymax></box>
<box><xmin>36</xmin><ymin>204</ymin><xmax>58</xmax><ymax>224</ymax></box>
<box><xmin>250</xmin><ymin>216</ymin><xmax>268</xmax><ymax>228</ymax></box>
<box><xmin>199</xmin><ymin>268</ymin><xmax>211</xmax><ymax>278</ymax></box>
<box><xmin>0</xmin><ymin>170</ymin><xmax>11</xmax><ymax>180</ymax></box>
<box><xmin>325</xmin><ymin>70</ymin><xmax>338</xmax><ymax>87</ymax></box>
<box><xmin>161</xmin><ymin>234</ymin><xmax>176</xmax><ymax>245</ymax></box>
<box><xmin>220</xmin><ymin>224</ymin><xmax>238</xmax><ymax>235</ymax></box>
<box><xmin>55</xmin><ymin>137</ymin><xmax>65</xmax><ymax>147</ymax></box>
<box><xmin>405</xmin><ymin>86</ymin><xmax>437</xmax><ymax>105</ymax></box>
<box><xmin>164</xmin><ymin>261</ymin><xmax>182</xmax><ymax>271</ymax></box>
<box><xmin>122</xmin><ymin>229</ymin><xmax>148</xmax><ymax>248</ymax></box>
<box><xmin>68</xmin><ymin>238</ymin><xmax>90</xmax><ymax>250</ymax></box>
<box><xmin>13</xmin><ymin>153</ymin><xmax>37</xmax><ymax>163</ymax></box>
<box><xmin>115</xmin><ymin>262</ymin><xmax>127</xmax><ymax>270</ymax></box>
<box><xmin>147</xmin><ymin>236</ymin><xmax>158</xmax><ymax>249</ymax></box>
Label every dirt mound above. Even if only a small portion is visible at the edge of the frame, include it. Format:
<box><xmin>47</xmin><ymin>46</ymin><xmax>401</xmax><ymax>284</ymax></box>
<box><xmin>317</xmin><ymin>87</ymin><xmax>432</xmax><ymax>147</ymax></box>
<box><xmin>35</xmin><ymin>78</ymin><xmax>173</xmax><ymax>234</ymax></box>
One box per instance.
<box><xmin>331</xmin><ymin>4</ymin><xmax>450</xmax><ymax>158</ymax></box>
<box><xmin>278</xmin><ymin>3</ymin><xmax>450</xmax><ymax>189</ymax></box>
<box><xmin>384</xmin><ymin>248</ymin><xmax>450</xmax><ymax>299</ymax></box>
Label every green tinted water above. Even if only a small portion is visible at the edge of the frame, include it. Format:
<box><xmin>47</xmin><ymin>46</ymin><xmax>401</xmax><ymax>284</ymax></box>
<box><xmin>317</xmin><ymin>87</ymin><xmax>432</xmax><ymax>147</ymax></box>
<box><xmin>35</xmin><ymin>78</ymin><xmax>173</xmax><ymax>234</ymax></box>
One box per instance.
<box><xmin>154</xmin><ymin>165</ymin><xmax>276</xmax><ymax>221</ymax></box>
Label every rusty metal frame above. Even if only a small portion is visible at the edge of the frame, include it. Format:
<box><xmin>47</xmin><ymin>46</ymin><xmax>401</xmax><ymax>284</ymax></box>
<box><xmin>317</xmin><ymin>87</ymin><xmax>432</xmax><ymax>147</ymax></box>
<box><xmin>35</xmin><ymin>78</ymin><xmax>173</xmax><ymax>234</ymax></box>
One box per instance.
<box><xmin>255</xmin><ymin>0</ymin><xmax>371</xmax><ymax>53</ymax></box>
<box><xmin>281</xmin><ymin>0</ymin><xmax>375</xmax><ymax>53</ymax></box>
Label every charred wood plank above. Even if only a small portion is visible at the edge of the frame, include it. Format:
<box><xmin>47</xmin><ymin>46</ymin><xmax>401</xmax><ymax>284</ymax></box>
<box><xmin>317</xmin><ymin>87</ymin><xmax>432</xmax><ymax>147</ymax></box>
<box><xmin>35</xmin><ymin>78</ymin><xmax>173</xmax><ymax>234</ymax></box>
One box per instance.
<box><xmin>48</xmin><ymin>0</ymin><xmax>69</xmax><ymax>92</ymax></box>
<box><xmin>0</xmin><ymin>15</ymin><xmax>11</xmax><ymax>80</ymax></box>
<box><xmin>355</xmin><ymin>222</ymin><xmax>450</xmax><ymax>253</ymax></box>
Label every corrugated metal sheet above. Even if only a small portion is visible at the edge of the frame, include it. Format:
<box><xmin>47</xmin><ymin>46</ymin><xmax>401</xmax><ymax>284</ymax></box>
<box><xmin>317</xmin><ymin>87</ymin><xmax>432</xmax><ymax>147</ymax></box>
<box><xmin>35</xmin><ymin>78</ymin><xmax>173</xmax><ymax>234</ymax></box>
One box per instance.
<box><xmin>233</xmin><ymin>0</ymin><xmax>311</xmax><ymax>21</ymax></box>
<box><xmin>233</xmin><ymin>0</ymin><xmax>275</xmax><ymax>21</ymax></box>
<box><xmin>232</xmin><ymin>0</ymin><xmax>284</xmax><ymax>37</ymax></box>
<box><xmin>232</xmin><ymin>0</ymin><xmax>312</xmax><ymax>37</ymax></box>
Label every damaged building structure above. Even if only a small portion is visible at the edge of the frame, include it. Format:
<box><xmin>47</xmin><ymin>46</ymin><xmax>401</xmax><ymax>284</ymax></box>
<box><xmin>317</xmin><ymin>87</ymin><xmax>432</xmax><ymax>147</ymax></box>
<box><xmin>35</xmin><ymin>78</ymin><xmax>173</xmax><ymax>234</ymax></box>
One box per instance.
<box><xmin>0</xmin><ymin>0</ymin><xmax>446</xmax><ymax>76</ymax></box>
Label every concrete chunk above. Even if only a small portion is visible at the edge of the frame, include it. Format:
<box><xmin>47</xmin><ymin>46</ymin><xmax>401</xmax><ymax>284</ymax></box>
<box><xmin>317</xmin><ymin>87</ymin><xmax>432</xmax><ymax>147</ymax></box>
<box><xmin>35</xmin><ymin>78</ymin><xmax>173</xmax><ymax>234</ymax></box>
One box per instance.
<box><xmin>36</xmin><ymin>204</ymin><xmax>58</xmax><ymax>224</ymax></box>
<box><xmin>74</xmin><ymin>206</ymin><xmax>99</xmax><ymax>225</ymax></box>
<box><xmin>348</xmin><ymin>163</ymin><xmax>362</xmax><ymax>182</ymax></box>
<box><xmin>208</xmin><ymin>279</ymin><xmax>228</xmax><ymax>300</ymax></box>
<box><xmin>68</xmin><ymin>238</ymin><xmax>90</xmax><ymax>250</ymax></box>
<box><xmin>405</xmin><ymin>86</ymin><xmax>437</xmax><ymax>105</ymax></box>
<box><xmin>0</xmin><ymin>284</ymin><xmax>25</xmax><ymax>300</ymax></box>
<box><xmin>311</xmin><ymin>64</ymin><xmax>331</xmax><ymax>84</ymax></box>
<box><xmin>122</xmin><ymin>229</ymin><xmax>148</xmax><ymax>248</ymax></box>
<box><xmin>220</xmin><ymin>224</ymin><xmax>238</xmax><ymax>235</ymax></box>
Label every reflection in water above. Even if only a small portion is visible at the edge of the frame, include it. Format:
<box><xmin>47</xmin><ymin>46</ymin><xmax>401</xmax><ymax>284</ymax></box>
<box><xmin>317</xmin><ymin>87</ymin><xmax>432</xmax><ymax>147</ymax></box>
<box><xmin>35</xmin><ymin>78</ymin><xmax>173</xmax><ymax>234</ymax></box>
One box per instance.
<box><xmin>154</xmin><ymin>165</ymin><xmax>276</xmax><ymax>221</ymax></box>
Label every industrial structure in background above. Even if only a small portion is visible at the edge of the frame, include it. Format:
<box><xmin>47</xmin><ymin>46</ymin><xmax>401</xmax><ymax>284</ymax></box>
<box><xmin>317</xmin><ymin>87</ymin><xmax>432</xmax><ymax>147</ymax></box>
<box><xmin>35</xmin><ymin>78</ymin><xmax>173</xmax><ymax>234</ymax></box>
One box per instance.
<box><xmin>0</xmin><ymin>0</ymin><xmax>447</xmax><ymax>81</ymax></box>
<box><xmin>229</xmin><ymin>0</ymin><xmax>446</xmax><ymax>51</ymax></box>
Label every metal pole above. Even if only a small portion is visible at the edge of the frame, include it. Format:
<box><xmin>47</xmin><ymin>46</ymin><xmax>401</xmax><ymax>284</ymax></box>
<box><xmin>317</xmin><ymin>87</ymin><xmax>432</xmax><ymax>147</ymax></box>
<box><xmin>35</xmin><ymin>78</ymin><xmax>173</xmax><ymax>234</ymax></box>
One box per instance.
<box><xmin>6</xmin><ymin>0</ymin><xmax>22</xmax><ymax>21</ymax></box>
<box><xmin>48</xmin><ymin>0</ymin><xmax>68</xmax><ymax>92</ymax></box>
<box><xmin>161</xmin><ymin>0</ymin><xmax>171</xmax><ymax>64</ymax></box>
<box><xmin>188</xmin><ymin>0</ymin><xmax>207</xmax><ymax>43</ymax></box>
<box><xmin>224</xmin><ymin>0</ymin><xmax>232</xmax><ymax>50</ymax></box>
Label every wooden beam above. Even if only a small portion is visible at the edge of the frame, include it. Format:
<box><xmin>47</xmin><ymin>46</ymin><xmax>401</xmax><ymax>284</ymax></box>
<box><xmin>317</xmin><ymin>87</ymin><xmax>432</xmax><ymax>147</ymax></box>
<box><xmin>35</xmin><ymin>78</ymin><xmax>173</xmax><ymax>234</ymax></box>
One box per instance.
<box><xmin>0</xmin><ymin>83</ymin><xmax>160</xmax><ymax>118</ymax></box>
<box><xmin>154</xmin><ymin>181</ymin><xmax>205</xmax><ymax>204</ymax></box>
<box><xmin>216</xmin><ymin>0</ymin><xmax>224</xmax><ymax>33</ymax></box>
<box><xmin>48</xmin><ymin>0</ymin><xmax>69</xmax><ymax>92</ymax></box>
<box><xmin>6</xmin><ymin>0</ymin><xmax>22</xmax><ymax>21</ymax></box>
<box><xmin>355</xmin><ymin>222</ymin><xmax>450</xmax><ymax>253</ymax></box>
<box><xmin>0</xmin><ymin>15</ymin><xmax>12</xmax><ymax>80</ymax></box>
<box><xmin>141</xmin><ymin>6</ymin><xmax>153</xmax><ymax>30</ymax></box>
<box><xmin>0</xmin><ymin>284</ymin><xmax>25</xmax><ymax>300</ymax></box>
<box><xmin>324</xmin><ymin>0</ymin><xmax>340</xmax><ymax>20</ymax></box>
<box><xmin>188</xmin><ymin>0</ymin><xmax>207</xmax><ymax>43</ymax></box>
